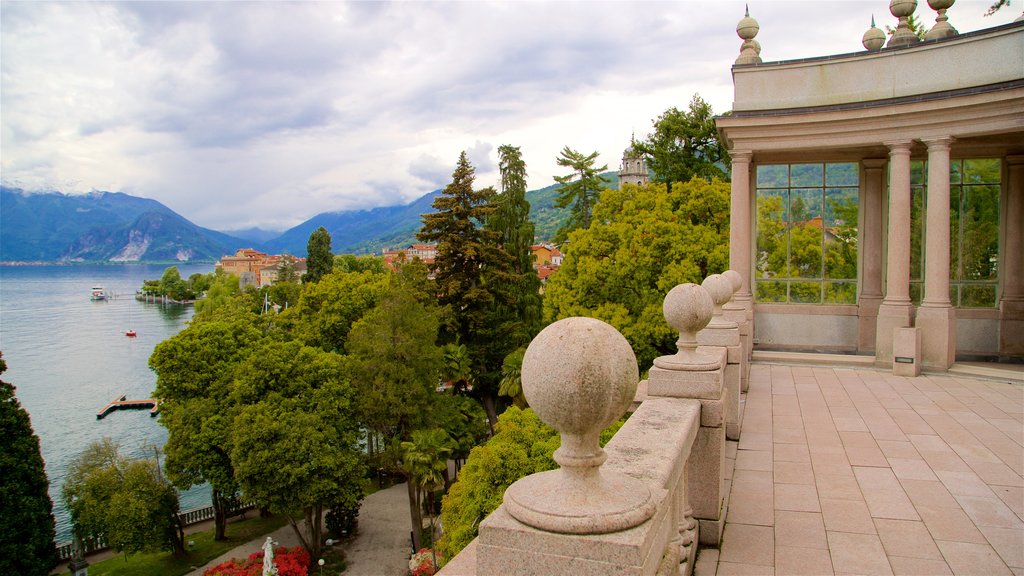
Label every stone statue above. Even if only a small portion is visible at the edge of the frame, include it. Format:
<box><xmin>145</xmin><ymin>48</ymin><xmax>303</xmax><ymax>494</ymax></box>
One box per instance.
<box><xmin>262</xmin><ymin>536</ymin><xmax>278</xmax><ymax>576</ymax></box>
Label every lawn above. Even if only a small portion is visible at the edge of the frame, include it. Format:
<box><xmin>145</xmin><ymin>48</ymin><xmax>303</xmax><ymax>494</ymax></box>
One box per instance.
<box><xmin>72</xmin><ymin>515</ymin><xmax>289</xmax><ymax>576</ymax></box>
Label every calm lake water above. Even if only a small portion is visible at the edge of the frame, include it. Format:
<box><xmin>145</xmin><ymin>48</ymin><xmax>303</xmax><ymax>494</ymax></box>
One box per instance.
<box><xmin>0</xmin><ymin>264</ymin><xmax>214</xmax><ymax>543</ymax></box>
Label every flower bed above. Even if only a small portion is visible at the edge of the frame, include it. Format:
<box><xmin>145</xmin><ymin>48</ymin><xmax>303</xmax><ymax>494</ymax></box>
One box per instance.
<box><xmin>204</xmin><ymin>545</ymin><xmax>311</xmax><ymax>576</ymax></box>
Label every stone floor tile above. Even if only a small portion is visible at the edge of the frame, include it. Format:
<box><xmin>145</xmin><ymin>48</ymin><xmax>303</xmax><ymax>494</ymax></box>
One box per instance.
<box><xmin>693</xmin><ymin>547</ymin><xmax>719</xmax><ymax>576</ymax></box>
<box><xmin>968</xmin><ymin>460</ymin><xmax>1024</xmax><ymax>488</ymax></box>
<box><xmin>775</xmin><ymin>484</ymin><xmax>821</xmax><ymax>513</ymax></box>
<box><xmin>728</xmin><ymin>489</ymin><xmax>775</xmax><ymax>527</ymax></box>
<box><xmin>773</xmin><ymin>443</ymin><xmax>810</xmax><ymax>464</ymax></box>
<box><xmin>774</xmin><ymin>545</ymin><xmax>834</xmax><ymax>575</ymax></box>
<box><xmin>774</xmin><ymin>461</ymin><xmax>815</xmax><ymax>485</ymax></box>
<box><xmin>861</xmin><ymin>486</ymin><xmax>921</xmax><ymax>521</ymax></box>
<box><xmin>991</xmin><ymin>484</ymin><xmax>1024</xmax><ymax>518</ymax></box>
<box><xmin>907</xmin><ymin>434</ymin><xmax>952</xmax><ymax>453</ymax></box>
<box><xmin>774</xmin><ymin>511</ymin><xmax>827</xmax><ymax>550</ymax></box>
<box><xmin>919</xmin><ymin>449</ymin><xmax>973</xmax><ymax>473</ymax></box>
<box><xmin>773</xmin><ymin>396</ymin><xmax>801</xmax><ymax>416</ymax></box>
<box><xmin>829</xmin><ymin>406</ymin><xmax>861</xmax><ymax>420</ymax></box>
<box><xmin>816</xmin><ymin>474</ymin><xmax>863</xmax><ymax>501</ymax></box>
<box><xmin>728</xmin><ymin>440</ymin><xmax>739</xmax><ymax>459</ymax></box>
<box><xmin>979</xmin><ymin>524</ymin><xmax>1024</xmax><ymax>569</ymax></box>
<box><xmin>806</xmin><ymin>433</ymin><xmax>846</xmax><ymax>455</ymax></box>
<box><xmin>854</xmin><ymin>466</ymin><xmax>903</xmax><ymax>491</ymax></box>
<box><xmin>834</xmin><ymin>417</ymin><xmax>868</xmax><ymax>432</ymax></box>
<box><xmin>740</xmin><ymin>432</ymin><xmax>774</xmax><ymax>452</ymax></box>
<box><xmin>936</xmin><ymin>540</ymin><xmax>1013</xmax><ymax>576</ymax></box>
<box><xmin>737</xmin><ymin>449</ymin><xmax>774</xmax><ymax>472</ymax></box>
<box><xmin>773</xmin><ymin>427</ymin><xmax>807</xmax><ymax>445</ymax></box>
<box><xmin>827</xmin><ymin>531</ymin><xmax>893</xmax><ymax>575</ymax></box>
<box><xmin>716</xmin><ymin>561</ymin><xmax>776</xmax><ymax>575</ymax></box>
<box><xmin>820</xmin><ymin>498</ymin><xmax>876</xmax><ymax>534</ymax></box>
<box><xmin>733</xmin><ymin>469</ymin><xmax>775</xmax><ymax>494</ymax></box>
<box><xmin>887</xmin><ymin>409</ymin><xmax>936</xmax><ymax>436</ymax></box>
<box><xmin>877</xmin><ymin>440</ymin><xmax>921</xmax><ymax>460</ymax></box>
<box><xmin>721</xmin><ymin>523</ymin><xmax>775</xmax><ymax>567</ymax></box>
<box><xmin>899</xmin><ymin>479</ymin><xmax>961</xmax><ymax>510</ymax></box>
<box><xmin>936</xmin><ymin>470</ymin><xmax>997</xmax><ymax>498</ymax></box>
<box><xmin>916</xmin><ymin>505</ymin><xmax>988</xmax><ymax>543</ymax></box>
<box><xmin>809</xmin><ymin>452</ymin><xmax>853</xmax><ymax>476</ymax></box>
<box><xmin>774</xmin><ymin>413</ymin><xmax>804</xmax><ymax>429</ymax></box>
<box><xmin>887</xmin><ymin>457</ymin><xmax>939</xmax><ymax>481</ymax></box>
<box><xmin>886</xmin><ymin>555</ymin><xmax>953</xmax><ymax>575</ymax></box>
<box><xmin>874</xmin><ymin>519</ymin><xmax>943</xmax><ymax>559</ymax></box>
<box><xmin>953</xmin><ymin>494</ymin><xmax>1024</xmax><ymax>529</ymax></box>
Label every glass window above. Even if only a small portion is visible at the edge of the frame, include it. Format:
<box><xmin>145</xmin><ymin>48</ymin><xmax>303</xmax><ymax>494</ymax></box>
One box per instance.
<box><xmin>755</xmin><ymin>163</ymin><xmax>859</xmax><ymax>304</ymax></box>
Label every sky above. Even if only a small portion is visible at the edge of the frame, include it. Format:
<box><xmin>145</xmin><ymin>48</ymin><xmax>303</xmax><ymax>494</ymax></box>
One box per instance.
<box><xmin>1</xmin><ymin>1</ymin><xmax>1017</xmax><ymax>233</ymax></box>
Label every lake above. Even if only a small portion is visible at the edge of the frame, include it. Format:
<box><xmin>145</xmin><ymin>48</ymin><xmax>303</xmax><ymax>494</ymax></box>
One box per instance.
<box><xmin>0</xmin><ymin>264</ymin><xmax>214</xmax><ymax>543</ymax></box>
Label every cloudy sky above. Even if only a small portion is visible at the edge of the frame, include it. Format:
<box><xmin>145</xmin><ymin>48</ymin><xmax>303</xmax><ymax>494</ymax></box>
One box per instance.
<box><xmin>1</xmin><ymin>1</ymin><xmax>1016</xmax><ymax>233</ymax></box>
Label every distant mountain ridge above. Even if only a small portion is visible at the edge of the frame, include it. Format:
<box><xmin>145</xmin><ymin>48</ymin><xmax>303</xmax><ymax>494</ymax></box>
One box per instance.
<box><xmin>1</xmin><ymin>174</ymin><xmax>619</xmax><ymax>263</ymax></box>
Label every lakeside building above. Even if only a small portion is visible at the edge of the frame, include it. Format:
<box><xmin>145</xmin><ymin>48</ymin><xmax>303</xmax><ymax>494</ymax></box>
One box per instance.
<box><xmin>716</xmin><ymin>8</ymin><xmax>1024</xmax><ymax>369</ymax></box>
<box><xmin>216</xmin><ymin>249</ymin><xmax>306</xmax><ymax>289</ymax></box>
<box><xmin>382</xmin><ymin>244</ymin><xmax>438</xmax><ymax>268</ymax></box>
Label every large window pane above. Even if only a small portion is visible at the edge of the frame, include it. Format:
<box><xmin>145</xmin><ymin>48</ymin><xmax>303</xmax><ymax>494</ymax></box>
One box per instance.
<box><xmin>825</xmin><ymin>188</ymin><xmax>858</xmax><ymax>280</ymax></box>
<box><xmin>826</xmin><ymin>163</ymin><xmax>858</xmax><ymax>187</ymax></box>
<box><xmin>757</xmin><ymin>165</ymin><xmax>788</xmax><ymax>188</ymax></box>
<box><xmin>961</xmin><ymin>184</ymin><xmax>999</xmax><ymax>281</ymax></box>
<box><xmin>756</xmin><ymin>189</ymin><xmax>789</xmax><ymax>278</ymax></box>
<box><xmin>791</xmin><ymin>164</ymin><xmax>823</xmax><ymax>187</ymax></box>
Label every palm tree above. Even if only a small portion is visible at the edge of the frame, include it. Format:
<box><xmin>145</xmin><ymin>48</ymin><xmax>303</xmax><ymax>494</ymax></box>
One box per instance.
<box><xmin>440</xmin><ymin>342</ymin><xmax>474</xmax><ymax>394</ymax></box>
<box><xmin>498</xmin><ymin>347</ymin><xmax>528</xmax><ymax>409</ymax></box>
<box><xmin>401</xmin><ymin>428</ymin><xmax>454</xmax><ymax>557</ymax></box>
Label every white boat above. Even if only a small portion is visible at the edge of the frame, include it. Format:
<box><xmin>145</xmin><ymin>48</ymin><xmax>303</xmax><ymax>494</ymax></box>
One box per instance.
<box><xmin>90</xmin><ymin>285</ymin><xmax>109</xmax><ymax>301</ymax></box>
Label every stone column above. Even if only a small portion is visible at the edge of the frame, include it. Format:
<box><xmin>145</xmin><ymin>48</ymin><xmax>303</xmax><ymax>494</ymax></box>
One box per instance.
<box><xmin>1001</xmin><ymin>156</ymin><xmax>1024</xmax><ymax>356</ymax></box>
<box><xmin>876</xmin><ymin>140</ymin><xmax>916</xmax><ymax>364</ymax></box>
<box><xmin>859</xmin><ymin>159</ymin><xmax>887</xmax><ymax>353</ymax></box>
<box><xmin>647</xmin><ymin>284</ymin><xmax>727</xmax><ymax>546</ymax></box>
<box><xmin>729</xmin><ymin>151</ymin><xmax>755</xmax><ymax>359</ymax></box>
<box><xmin>917</xmin><ymin>138</ymin><xmax>956</xmax><ymax>369</ymax></box>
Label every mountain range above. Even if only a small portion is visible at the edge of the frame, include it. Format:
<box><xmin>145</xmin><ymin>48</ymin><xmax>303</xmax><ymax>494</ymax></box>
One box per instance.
<box><xmin>0</xmin><ymin>175</ymin><xmax>617</xmax><ymax>264</ymax></box>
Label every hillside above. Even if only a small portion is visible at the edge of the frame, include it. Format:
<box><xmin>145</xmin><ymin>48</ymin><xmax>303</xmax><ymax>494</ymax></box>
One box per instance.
<box><xmin>0</xmin><ymin>187</ymin><xmax>245</xmax><ymax>263</ymax></box>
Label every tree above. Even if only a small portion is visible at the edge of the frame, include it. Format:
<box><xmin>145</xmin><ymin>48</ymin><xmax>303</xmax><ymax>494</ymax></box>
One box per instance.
<box><xmin>552</xmin><ymin>146</ymin><xmax>610</xmax><ymax>243</ymax></box>
<box><xmin>345</xmin><ymin>283</ymin><xmax>443</xmax><ymax>550</ymax></box>
<box><xmin>440</xmin><ymin>342</ymin><xmax>474</xmax><ymax>394</ymax></box>
<box><xmin>159</xmin><ymin>266</ymin><xmax>193</xmax><ymax>301</ymax></box>
<box><xmin>497</xmin><ymin>347</ymin><xmax>527</xmax><ymax>409</ymax></box>
<box><xmin>288</xmin><ymin>268</ymin><xmax>390</xmax><ymax>353</ymax></box>
<box><xmin>633</xmin><ymin>94</ymin><xmax>730</xmax><ymax>191</ymax></box>
<box><xmin>417</xmin><ymin>152</ymin><xmax>509</xmax><ymax>426</ymax></box>
<box><xmin>192</xmin><ymin>270</ymin><xmax>242</xmax><ymax>321</ymax></box>
<box><xmin>150</xmin><ymin>309</ymin><xmax>266</xmax><ymax>541</ymax></box>
<box><xmin>0</xmin><ymin>353</ymin><xmax>59</xmax><ymax>575</ymax></box>
<box><xmin>985</xmin><ymin>0</ymin><xmax>1010</xmax><ymax>15</ymax></box>
<box><xmin>543</xmin><ymin>179</ymin><xmax>731</xmax><ymax>369</ymax></box>
<box><xmin>401</xmin><ymin>427</ymin><xmax>454</xmax><ymax>563</ymax></box>
<box><xmin>268</xmin><ymin>254</ymin><xmax>301</xmax><ymax>310</ymax></box>
<box><xmin>62</xmin><ymin>439</ymin><xmax>185</xmax><ymax>557</ymax></box>
<box><xmin>304</xmin><ymin>226</ymin><xmax>334</xmax><ymax>283</ymax></box>
<box><xmin>231</xmin><ymin>341</ymin><xmax>365</xmax><ymax>560</ymax></box>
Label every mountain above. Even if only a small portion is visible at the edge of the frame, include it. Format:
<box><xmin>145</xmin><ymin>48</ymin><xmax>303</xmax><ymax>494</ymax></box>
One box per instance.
<box><xmin>221</xmin><ymin>227</ymin><xmax>283</xmax><ymax>244</ymax></box>
<box><xmin>0</xmin><ymin>187</ymin><xmax>247</xmax><ymax>263</ymax></box>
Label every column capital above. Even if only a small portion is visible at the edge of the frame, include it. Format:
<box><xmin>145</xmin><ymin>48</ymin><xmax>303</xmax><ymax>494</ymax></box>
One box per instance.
<box><xmin>884</xmin><ymin>140</ymin><xmax>914</xmax><ymax>153</ymax></box>
<box><xmin>731</xmin><ymin>150</ymin><xmax>753</xmax><ymax>163</ymax></box>
<box><xmin>862</xmin><ymin>158</ymin><xmax>887</xmax><ymax>169</ymax></box>
<box><xmin>923</xmin><ymin>136</ymin><xmax>955</xmax><ymax>151</ymax></box>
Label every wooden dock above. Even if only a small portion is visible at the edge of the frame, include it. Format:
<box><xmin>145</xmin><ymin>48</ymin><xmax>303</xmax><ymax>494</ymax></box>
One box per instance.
<box><xmin>96</xmin><ymin>394</ymin><xmax>159</xmax><ymax>419</ymax></box>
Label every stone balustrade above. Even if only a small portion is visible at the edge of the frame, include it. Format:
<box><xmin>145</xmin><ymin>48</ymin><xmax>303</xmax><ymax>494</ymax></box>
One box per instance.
<box><xmin>439</xmin><ymin>273</ymin><xmax>748</xmax><ymax>576</ymax></box>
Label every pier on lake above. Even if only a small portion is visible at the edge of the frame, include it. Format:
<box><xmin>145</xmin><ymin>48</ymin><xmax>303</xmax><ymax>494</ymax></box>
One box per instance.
<box><xmin>96</xmin><ymin>394</ymin><xmax>159</xmax><ymax>419</ymax></box>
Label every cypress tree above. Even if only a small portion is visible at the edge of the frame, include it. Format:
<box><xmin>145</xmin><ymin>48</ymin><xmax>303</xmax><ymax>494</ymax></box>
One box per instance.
<box><xmin>304</xmin><ymin>226</ymin><xmax>334</xmax><ymax>283</ymax></box>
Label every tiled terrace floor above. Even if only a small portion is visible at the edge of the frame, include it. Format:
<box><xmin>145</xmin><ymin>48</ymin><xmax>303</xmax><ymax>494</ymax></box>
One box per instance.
<box><xmin>696</xmin><ymin>363</ymin><xmax>1024</xmax><ymax>576</ymax></box>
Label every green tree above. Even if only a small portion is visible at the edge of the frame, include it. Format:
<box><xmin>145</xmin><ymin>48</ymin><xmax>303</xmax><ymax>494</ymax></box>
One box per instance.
<box><xmin>401</xmin><ymin>427</ymin><xmax>454</xmax><ymax>561</ymax></box>
<box><xmin>230</xmin><ymin>341</ymin><xmax>364</xmax><ymax>560</ymax></box>
<box><xmin>543</xmin><ymin>179</ymin><xmax>730</xmax><ymax>369</ymax></box>
<box><xmin>192</xmin><ymin>270</ymin><xmax>242</xmax><ymax>321</ymax></box>
<box><xmin>633</xmin><ymin>94</ymin><xmax>730</xmax><ymax>191</ymax></box>
<box><xmin>497</xmin><ymin>347</ymin><xmax>528</xmax><ymax>409</ymax></box>
<box><xmin>289</xmin><ymin>268</ymin><xmax>390</xmax><ymax>353</ymax></box>
<box><xmin>268</xmin><ymin>254</ymin><xmax>301</xmax><ymax>310</ymax></box>
<box><xmin>150</xmin><ymin>309</ymin><xmax>266</xmax><ymax>540</ymax></box>
<box><xmin>417</xmin><ymin>152</ymin><xmax>509</xmax><ymax>426</ymax></box>
<box><xmin>0</xmin><ymin>353</ymin><xmax>59</xmax><ymax>575</ymax></box>
<box><xmin>985</xmin><ymin>0</ymin><xmax>1010</xmax><ymax>15</ymax></box>
<box><xmin>159</xmin><ymin>266</ymin><xmax>193</xmax><ymax>301</ymax></box>
<box><xmin>440</xmin><ymin>342</ymin><xmax>474</xmax><ymax>394</ymax></box>
<box><xmin>344</xmin><ymin>283</ymin><xmax>443</xmax><ymax>550</ymax></box>
<box><xmin>62</xmin><ymin>439</ymin><xmax>185</xmax><ymax>557</ymax></box>
<box><xmin>304</xmin><ymin>226</ymin><xmax>334</xmax><ymax>283</ymax></box>
<box><xmin>552</xmin><ymin>146</ymin><xmax>610</xmax><ymax>243</ymax></box>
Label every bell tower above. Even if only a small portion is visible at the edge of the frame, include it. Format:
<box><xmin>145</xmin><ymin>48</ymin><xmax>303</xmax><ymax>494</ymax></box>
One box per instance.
<box><xmin>619</xmin><ymin>135</ymin><xmax>649</xmax><ymax>187</ymax></box>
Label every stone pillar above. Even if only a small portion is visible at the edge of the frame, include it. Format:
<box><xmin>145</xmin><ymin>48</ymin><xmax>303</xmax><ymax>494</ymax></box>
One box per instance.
<box><xmin>859</xmin><ymin>159</ymin><xmax>887</xmax><ymax>353</ymax></box>
<box><xmin>729</xmin><ymin>151</ymin><xmax>755</xmax><ymax>359</ymax></box>
<box><xmin>698</xmin><ymin>274</ymin><xmax>742</xmax><ymax>441</ymax></box>
<box><xmin>876</xmin><ymin>140</ymin><xmax>916</xmax><ymax>365</ymax></box>
<box><xmin>722</xmin><ymin>269</ymin><xmax>750</xmax><ymax>392</ymax></box>
<box><xmin>917</xmin><ymin>138</ymin><xmax>956</xmax><ymax>369</ymax></box>
<box><xmin>647</xmin><ymin>284</ymin><xmax>727</xmax><ymax>546</ymax></box>
<box><xmin>1001</xmin><ymin>156</ymin><xmax>1024</xmax><ymax>357</ymax></box>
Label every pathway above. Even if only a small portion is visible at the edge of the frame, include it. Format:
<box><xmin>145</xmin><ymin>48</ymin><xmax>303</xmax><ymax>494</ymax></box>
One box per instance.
<box><xmin>694</xmin><ymin>362</ymin><xmax>1023</xmax><ymax>575</ymax></box>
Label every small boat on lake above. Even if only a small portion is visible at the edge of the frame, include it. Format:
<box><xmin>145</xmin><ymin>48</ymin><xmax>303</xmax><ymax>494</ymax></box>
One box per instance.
<box><xmin>90</xmin><ymin>285</ymin><xmax>109</xmax><ymax>301</ymax></box>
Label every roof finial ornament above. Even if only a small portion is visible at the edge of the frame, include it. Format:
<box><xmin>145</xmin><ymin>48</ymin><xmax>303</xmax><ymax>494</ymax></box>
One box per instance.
<box><xmin>887</xmin><ymin>0</ymin><xmax>922</xmax><ymax>47</ymax></box>
<box><xmin>735</xmin><ymin>5</ymin><xmax>762</xmax><ymax>65</ymax></box>
<box><xmin>863</xmin><ymin>14</ymin><xmax>886</xmax><ymax>50</ymax></box>
<box><xmin>925</xmin><ymin>0</ymin><xmax>959</xmax><ymax>40</ymax></box>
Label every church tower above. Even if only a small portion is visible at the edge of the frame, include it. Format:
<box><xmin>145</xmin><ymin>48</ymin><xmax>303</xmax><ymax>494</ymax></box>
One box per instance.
<box><xmin>619</xmin><ymin>136</ymin><xmax>649</xmax><ymax>187</ymax></box>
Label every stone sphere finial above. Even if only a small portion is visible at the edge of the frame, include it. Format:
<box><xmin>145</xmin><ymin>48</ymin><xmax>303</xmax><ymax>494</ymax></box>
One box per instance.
<box><xmin>888</xmin><ymin>0</ymin><xmax>922</xmax><ymax>47</ymax></box>
<box><xmin>925</xmin><ymin>0</ymin><xmax>958</xmax><ymax>40</ymax></box>
<box><xmin>735</xmin><ymin>5</ymin><xmax>763</xmax><ymax>65</ymax></box>
<box><xmin>722</xmin><ymin>269</ymin><xmax>743</xmax><ymax>296</ymax></box>
<box><xmin>654</xmin><ymin>283</ymin><xmax>720</xmax><ymax>370</ymax></box>
<box><xmin>863</xmin><ymin>15</ymin><xmax>886</xmax><ymax>50</ymax></box>
<box><xmin>504</xmin><ymin>317</ymin><xmax>656</xmax><ymax>534</ymax></box>
<box><xmin>703</xmin><ymin>274</ymin><xmax>740</xmax><ymax>330</ymax></box>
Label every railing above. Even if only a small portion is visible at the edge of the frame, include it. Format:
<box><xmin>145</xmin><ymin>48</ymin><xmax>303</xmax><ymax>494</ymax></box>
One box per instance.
<box><xmin>439</xmin><ymin>273</ymin><xmax>750</xmax><ymax>576</ymax></box>
<box><xmin>56</xmin><ymin>501</ymin><xmax>255</xmax><ymax>561</ymax></box>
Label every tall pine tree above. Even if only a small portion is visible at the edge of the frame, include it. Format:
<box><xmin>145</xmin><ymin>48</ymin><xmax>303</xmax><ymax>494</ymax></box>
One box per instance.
<box><xmin>0</xmin><ymin>353</ymin><xmax>59</xmax><ymax>575</ymax></box>
<box><xmin>418</xmin><ymin>152</ymin><xmax>509</xmax><ymax>426</ymax></box>
<box><xmin>552</xmin><ymin>146</ymin><xmax>610</xmax><ymax>243</ymax></box>
<box><xmin>304</xmin><ymin>226</ymin><xmax>334</xmax><ymax>283</ymax></box>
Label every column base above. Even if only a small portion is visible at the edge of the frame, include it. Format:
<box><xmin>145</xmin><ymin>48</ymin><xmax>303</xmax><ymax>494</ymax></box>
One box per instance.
<box><xmin>857</xmin><ymin>295</ymin><xmax>883</xmax><ymax>354</ymax></box>
<box><xmin>916</xmin><ymin>304</ymin><xmax>956</xmax><ymax>370</ymax></box>
<box><xmin>1000</xmin><ymin>299</ymin><xmax>1024</xmax><ymax>357</ymax></box>
<box><xmin>875</xmin><ymin>302</ymin><xmax>914</xmax><ymax>366</ymax></box>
